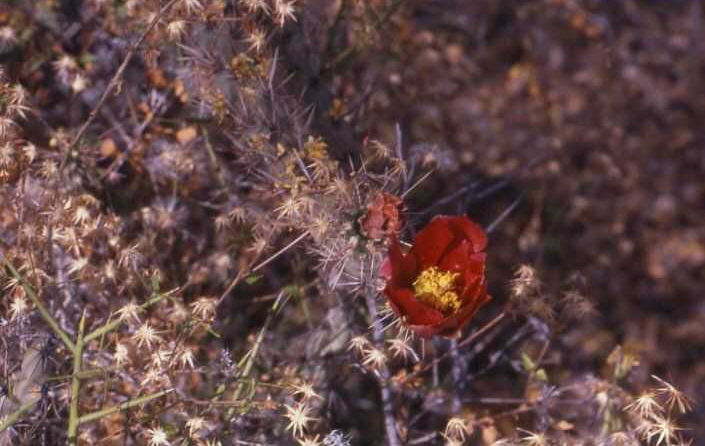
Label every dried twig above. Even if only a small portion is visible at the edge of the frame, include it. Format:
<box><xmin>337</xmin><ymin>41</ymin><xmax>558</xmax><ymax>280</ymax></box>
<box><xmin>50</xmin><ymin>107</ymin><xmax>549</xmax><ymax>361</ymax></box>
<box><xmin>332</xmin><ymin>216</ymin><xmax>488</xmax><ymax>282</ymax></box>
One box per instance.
<box><xmin>365</xmin><ymin>290</ymin><xmax>402</xmax><ymax>446</ymax></box>
<box><xmin>59</xmin><ymin>0</ymin><xmax>180</xmax><ymax>171</ymax></box>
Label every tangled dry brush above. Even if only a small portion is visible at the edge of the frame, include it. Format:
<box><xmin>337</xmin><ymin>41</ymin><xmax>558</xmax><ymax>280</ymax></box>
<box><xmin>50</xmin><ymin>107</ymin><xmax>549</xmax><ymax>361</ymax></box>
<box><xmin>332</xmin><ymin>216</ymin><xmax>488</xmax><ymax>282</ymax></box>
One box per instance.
<box><xmin>0</xmin><ymin>1</ymin><xmax>696</xmax><ymax>445</ymax></box>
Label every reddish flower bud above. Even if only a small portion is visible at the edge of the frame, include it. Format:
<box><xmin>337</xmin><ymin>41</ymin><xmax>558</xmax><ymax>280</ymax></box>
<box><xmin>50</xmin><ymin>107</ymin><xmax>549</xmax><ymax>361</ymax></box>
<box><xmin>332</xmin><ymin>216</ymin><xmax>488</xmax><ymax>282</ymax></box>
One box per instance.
<box><xmin>358</xmin><ymin>192</ymin><xmax>403</xmax><ymax>240</ymax></box>
<box><xmin>380</xmin><ymin>215</ymin><xmax>490</xmax><ymax>338</ymax></box>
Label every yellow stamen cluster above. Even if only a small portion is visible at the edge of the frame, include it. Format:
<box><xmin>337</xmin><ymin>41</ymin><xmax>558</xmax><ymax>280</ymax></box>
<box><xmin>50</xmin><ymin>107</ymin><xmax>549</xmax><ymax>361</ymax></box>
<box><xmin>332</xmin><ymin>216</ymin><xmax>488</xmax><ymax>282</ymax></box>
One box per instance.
<box><xmin>412</xmin><ymin>267</ymin><xmax>462</xmax><ymax>314</ymax></box>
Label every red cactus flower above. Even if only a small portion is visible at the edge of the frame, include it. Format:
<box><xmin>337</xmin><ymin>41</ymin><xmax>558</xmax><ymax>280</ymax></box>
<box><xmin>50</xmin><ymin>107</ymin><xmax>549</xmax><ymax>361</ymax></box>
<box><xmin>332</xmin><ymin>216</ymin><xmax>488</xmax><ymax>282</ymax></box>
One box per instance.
<box><xmin>381</xmin><ymin>215</ymin><xmax>490</xmax><ymax>338</ymax></box>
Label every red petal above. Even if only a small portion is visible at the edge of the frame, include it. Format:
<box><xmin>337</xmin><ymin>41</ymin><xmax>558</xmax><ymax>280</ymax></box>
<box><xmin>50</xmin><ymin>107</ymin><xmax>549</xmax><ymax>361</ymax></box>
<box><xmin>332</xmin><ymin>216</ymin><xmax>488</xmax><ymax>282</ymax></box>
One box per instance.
<box><xmin>385</xmin><ymin>287</ymin><xmax>444</xmax><ymax>326</ymax></box>
<box><xmin>409</xmin><ymin>216</ymin><xmax>455</xmax><ymax>269</ymax></box>
<box><xmin>448</xmin><ymin>216</ymin><xmax>487</xmax><ymax>253</ymax></box>
<box><xmin>458</xmin><ymin>254</ymin><xmax>485</xmax><ymax>292</ymax></box>
<box><xmin>466</xmin><ymin>252</ymin><xmax>486</xmax><ymax>276</ymax></box>
<box><xmin>438</xmin><ymin>240</ymin><xmax>472</xmax><ymax>273</ymax></box>
<box><xmin>459</xmin><ymin>275</ymin><xmax>482</xmax><ymax>302</ymax></box>
<box><xmin>384</xmin><ymin>236</ymin><xmax>417</xmax><ymax>287</ymax></box>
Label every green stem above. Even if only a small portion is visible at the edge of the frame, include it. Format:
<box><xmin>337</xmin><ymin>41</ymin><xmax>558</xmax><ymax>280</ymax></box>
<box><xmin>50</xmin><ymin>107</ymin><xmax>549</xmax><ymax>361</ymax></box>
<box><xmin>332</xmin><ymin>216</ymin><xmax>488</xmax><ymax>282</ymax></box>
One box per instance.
<box><xmin>83</xmin><ymin>290</ymin><xmax>173</xmax><ymax>343</ymax></box>
<box><xmin>67</xmin><ymin>311</ymin><xmax>86</xmax><ymax>445</ymax></box>
<box><xmin>222</xmin><ymin>292</ymin><xmax>287</xmax><ymax>421</ymax></box>
<box><xmin>77</xmin><ymin>389</ymin><xmax>173</xmax><ymax>425</ymax></box>
<box><xmin>45</xmin><ymin>365</ymin><xmax>119</xmax><ymax>382</ymax></box>
<box><xmin>2</xmin><ymin>257</ymin><xmax>76</xmax><ymax>353</ymax></box>
<box><xmin>0</xmin><ymin>398</ymin><xmax>40</xmax><ymax>432</ymax></box>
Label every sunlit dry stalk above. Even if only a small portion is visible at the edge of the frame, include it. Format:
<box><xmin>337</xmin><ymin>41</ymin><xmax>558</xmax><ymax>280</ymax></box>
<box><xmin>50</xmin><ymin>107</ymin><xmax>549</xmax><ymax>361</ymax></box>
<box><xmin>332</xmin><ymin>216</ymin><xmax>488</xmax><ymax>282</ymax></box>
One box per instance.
<box><xmin>364</xmin><ymin>289</ymin><xmax>401</xmax><ymax>446</ymax></box>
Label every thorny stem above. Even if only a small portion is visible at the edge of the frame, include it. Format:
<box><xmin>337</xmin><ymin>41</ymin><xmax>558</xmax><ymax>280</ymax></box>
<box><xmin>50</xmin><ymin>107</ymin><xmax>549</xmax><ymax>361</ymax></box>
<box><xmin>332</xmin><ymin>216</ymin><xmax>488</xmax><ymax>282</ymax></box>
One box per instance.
<box><xmin>67</xmin><ymin>310</ymin><xmax>86</xmax><ymax>445</ymax></box>
<box><xmin>401</xmin><ymin>169</ymin><xmax>435</xmax><ymax>199</ymax></box>
<box><xmin>78</xmin><ymin>389</ymin><xmax>174</xmax><ymax>425</ymax></box>
<box><xmin>251</xmin><ymin>230</ymin><xmax>310</xmax><ymax>273</ymax></box>
<box><xmin>449</xmin><ymin>339</ymin><xmax>463</xmax><ymax>414</ymax></box>
<box><xmin>365</xmin><ymin>289</ymin><xmax>402</xmax><ymax>446</ymax></box>
<box><xmin>59</xmin><ymin>0</ymin><xmax>180</xmax><ymax>171</ymax></box>
<box><xmin>465</xmin><ymin>321</ymin><xmax>533</xmax><ymax>382</ymax></box>
<box><xmin>201</xmin><ymin>126</ymin><xmax>229</xmax><ymax>195</ymax></box>
<box><xmin>2</xmin><ymin>257</ymin><xmax>76</xmax><ymax>352</ymax></box>
<box><xmin>402</xmin><ymin>312</ymin><xmax>506</xmax><ymax>384</ymax></box>
<box><xmin>217</xmin><ymin>231</ymin><xmax>310</xmax><ymax>306</ymax></box>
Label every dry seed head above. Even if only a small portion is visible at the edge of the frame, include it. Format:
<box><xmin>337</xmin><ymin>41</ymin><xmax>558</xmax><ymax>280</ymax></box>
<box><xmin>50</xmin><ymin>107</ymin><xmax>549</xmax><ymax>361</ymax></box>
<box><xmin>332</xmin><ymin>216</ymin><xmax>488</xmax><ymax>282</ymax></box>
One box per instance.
<box><xmin>527</xmin><ymin>298</ymin><xmax>555</xmax><ymax>322</ymax></box>
<box><xmin>276</xmin><ymin>195</ymin><xmax>306</xmax><ymax>220</ymax></box>
<box><xmin>114</xmin><ymin>343</ymin><xmax>129</xmax><ymax>367</ymax></box>
<box><xmin>133</xmin><ymin>322</ymin><xmax>163</xmax><ymax>349</ymax></box>
<box><xmin>518</xmin><ymin>429</ymin><xmax>548</xmax><ymax>446</ymax></box>
<box><xmin>297</xmin><ymin>435</ymin><xmax>322</xmax><ymax>446</ymax></box>
<box><xmin>443</xmin><ymin>438</ymin><xmax>464</xmax><ymax>446</ymax></box>
<box><xmin>0</xmin><ymin>26</ymin><xmax>16</xmax><ymax>45</ymax></box>
<box><xmin>241</xmin><ymin>0</ymin><xmax>269</xmax><ymax>14</ymax></box>
<box><xmin>651</xmin><ymin>375</ymin><xmax>693</xmax><ymax>414</ymax></box>
<box><xmin>179</xmin><ymin>347</ymin><xmax>196</xmax><ymax>369</ymax></box>
<box><xmin>119</xmin><ymin>243</ymin><xmax>145</xmax><ymax>270</ymax></box>
<box><xmin>73</xmin><ymin>206</ymin><xmax>91</xmax><ymax>226</ymax></box>
<box><xmin>362</xmin><ymin>347</ymin><xmax>387</xmax><ymax>370</ymax></box>
<box><xmin>185</xmin><ymin>416</ymin><xmax>208</xmax><ymax>438</ymax></box>
<box><xmin>190</xmin><ymin>296</ymin><xmax>217</xmax><ymax>320</ymax></box>
<box><xmin>166</xmin><ymin>20</ymin><xmax>188</xmax><ymax>41</ymax></box>
<box><xmin>387</xmin><ymin>338</ymin><xmax>418</xmax><ymax>362</ymax></box>
<box><xmin>146</xmin><ymin>426</ymin><xmax>169</xmax><ymax>446</ymax></box>
<box><xmin>645</xmin><ymin>415</ymin><xmax>682</xmax><ymax>446</ymax></box>
<box><xmin>0</xmin><ymin>144</ymin><xmax>15</xmax><ymax>167</ymax></box>
<box><xmin>291</xmin><ymin>382</ymin><xmax>322</xmax><ymax>402</ymax></box>
<box><xmin>284</xmin><ymin>402</ymin><xmax>317</xmax><ymax>438</ymax></box>
<box><xmin>444</xmin><ymin>417</ymin><xmax>473</xmax><ymax>442</ymax></box>
<box><xmin>71</xmin><ymin>74</ymin><xmax>88</xmax><ymax>93</ymax></box>
<box><xmin>103</xmin><ymin>260</ymin><xmax>117</xmax><ymax>281</ymax></box>
<box><xmin>214</xmin><ymin>214</ymin><xmax>231</xmax><ymax>232</ymax></box>
<box><xmin>0</xmin><ymin>117</ymin><xmax>17</xmax><ymax>140</ymax></box>
<box><xmin>370</xmin><ymin>140</ymin><xmax>393</xmax><ymax>159</ymax></box>
<box><xmin>561</xmin><ymin>290</ymin><xmax>596</xmax><ymax>319</ymax></box>
<box><xmin>624</xmin><ymin>392</ymin><xmax>663</xmax><ymax>419</ymax></box>
<box><xmin>228</xmin><ymin>206</ymin><xmax>248</xmax><ymax>224</ymax></box>
<box><xmin>141</xmin><ymin>366</ymin><xmax>171</xmax><ymax>386</ymax></box>
<box><xmin>181</xmin><ymin>0</ymin><xmax>203</xmax><ymax>14</ymax></box>
<box><xmin>310</xmin><ymin>216</ymin><xmax>332</xmax><ymax>242</ymax></box>
<box><xmin>348</xmin><ymin>335</ymin><xmax>370</xmax><ymax>355</ymax></box>
<box><xmin>67</xmin><ymin>257</ymin><xmax>89</xmax><ymax>276</ymax></box>
<box><xmin>151</xmin><ymin>348</ymin><xmax>173</xmax><ymax>370</ymax></box>
<box><xmin>247</xmin><ymin>236</ymin><xmax>268</xmax><ymax>255</ymax></box>
<box><xmin>246</xmin><ymin>28</ymin><xmax>267</xmax><ymax>53</ymax></box>
<box><xmin>274</xmin><ymin>0</ymin><xmax>297</xmax><ymax>27</ymax></box>
<box><xmin>116</xmin><ymin>301</ymin><xmax>142</xmax><ymax>324</ymax></box>
<box><xmin>38</xmin><ymin>160</ymin><xmax>58</xmax><ymax>179</ymax></box>
<box><xmin>52</xmin><ymin>55</ymin><xmax>77</xmax><ymax>79</ymax></box>
<box><xmin>511</xmin><ymin>264</ymin><xmax>540</xmax><ymax>300</ymax></box>
<box><xmin>8</xmin><ymin>295</ymin><xmax>29</xmax><ymax>320</ymax></box>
